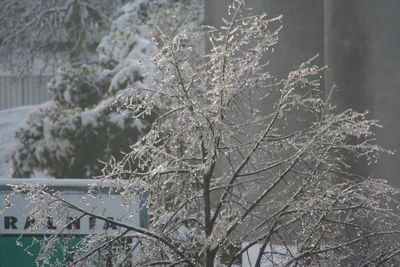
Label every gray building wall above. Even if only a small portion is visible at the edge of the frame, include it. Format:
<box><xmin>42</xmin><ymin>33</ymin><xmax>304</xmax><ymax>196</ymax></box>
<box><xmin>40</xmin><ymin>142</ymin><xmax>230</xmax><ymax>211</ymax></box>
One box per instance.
<box><xmin>205</xmin><ymin>0</ymin><xmax>400</xmax><ymax>187</ymax></box>
<box><xmin>324</xmin><ymin>0</ymin><xmax>400</xmax><ymax>187</ymax></box>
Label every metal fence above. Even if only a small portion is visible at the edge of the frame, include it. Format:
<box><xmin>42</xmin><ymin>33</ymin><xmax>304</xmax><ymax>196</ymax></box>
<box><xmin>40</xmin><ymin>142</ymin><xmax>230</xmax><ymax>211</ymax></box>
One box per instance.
<box><xmin>0</xmin><ymin>76</ymin><xmax>52</xmax><ymax>110</ymax></box>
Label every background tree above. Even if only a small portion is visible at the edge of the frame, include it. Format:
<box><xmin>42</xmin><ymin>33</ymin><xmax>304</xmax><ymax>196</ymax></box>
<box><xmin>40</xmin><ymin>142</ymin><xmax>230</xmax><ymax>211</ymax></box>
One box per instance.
<box><xmin>13</xmin><ymin>0</ymin><xmax>400</xmax><ymax>266</ymax></box>
<box><xmin>9</xmin><ymin>0</ymin><xmax>168</xmax><ymax>178</ymax></box>
<box><xmin>0</xmin><ymin>0</ymin><xmax>121</xmax><ymax>74</ymax></box>
<box><xmin>10</xmin><ymin>62</ymin><xmax>157</xmax><ymax>178</ymax></box>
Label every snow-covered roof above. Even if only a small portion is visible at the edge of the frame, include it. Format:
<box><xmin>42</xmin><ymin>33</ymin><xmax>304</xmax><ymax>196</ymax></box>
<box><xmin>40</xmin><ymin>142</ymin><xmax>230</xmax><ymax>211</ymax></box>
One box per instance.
<box><xmin>0</xmin><ymin>178</ymin><xmax>98</xmax><ymax>188</ymax></box>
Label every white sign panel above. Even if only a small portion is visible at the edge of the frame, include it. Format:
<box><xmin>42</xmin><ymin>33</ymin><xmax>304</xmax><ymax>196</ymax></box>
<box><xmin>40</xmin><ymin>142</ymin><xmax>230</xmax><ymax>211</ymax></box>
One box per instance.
<box><xmin>0</xmin><ymin>179</ymin><xmax>141</xmax><ymax>236</ymax></box>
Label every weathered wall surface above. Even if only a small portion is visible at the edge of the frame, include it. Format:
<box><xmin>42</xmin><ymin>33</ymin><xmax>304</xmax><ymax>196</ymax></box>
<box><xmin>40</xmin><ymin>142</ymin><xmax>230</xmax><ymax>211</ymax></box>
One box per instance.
<box><xmin>325</xmin><ymin>0</ymin><xmax>400</xmax><ymax>186</ymax></box>
<box><xmin>205</xmin><ymin>0</ymin><xmax>400</xmax><ymax>187</ymax></box>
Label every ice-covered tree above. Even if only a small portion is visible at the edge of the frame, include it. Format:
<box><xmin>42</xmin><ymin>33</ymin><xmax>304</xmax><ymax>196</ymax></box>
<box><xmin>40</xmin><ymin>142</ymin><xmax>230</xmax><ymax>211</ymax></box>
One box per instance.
<box><xmin>11</xmin><ymin>0</ymin><xmax>400</xmax><ymax>266</ymax></box>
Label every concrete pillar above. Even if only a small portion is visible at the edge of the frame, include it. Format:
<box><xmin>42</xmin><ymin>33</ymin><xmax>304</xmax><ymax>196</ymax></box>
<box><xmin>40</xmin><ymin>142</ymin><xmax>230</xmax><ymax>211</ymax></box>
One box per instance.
<box><xmin>325</xmin><ymin>0</ymin><xmax>400</xmax><ymax>186</ymax></box>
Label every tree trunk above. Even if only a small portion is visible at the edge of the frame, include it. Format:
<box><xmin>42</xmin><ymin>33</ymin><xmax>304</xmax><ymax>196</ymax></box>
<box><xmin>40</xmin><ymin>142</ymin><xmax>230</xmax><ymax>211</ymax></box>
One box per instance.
<box><xmin>203</xmin><ymin>163</ymin><xmax>216</xmax><ymax>266</ymax></box>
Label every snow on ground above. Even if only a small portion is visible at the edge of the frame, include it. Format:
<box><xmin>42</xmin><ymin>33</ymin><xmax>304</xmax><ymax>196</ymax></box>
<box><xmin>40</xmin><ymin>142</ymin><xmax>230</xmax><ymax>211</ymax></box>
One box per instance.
<box><xmin>0</xmin><ymin>103</ymin><xmax>48</xmax><ymax>177</ymax></box>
